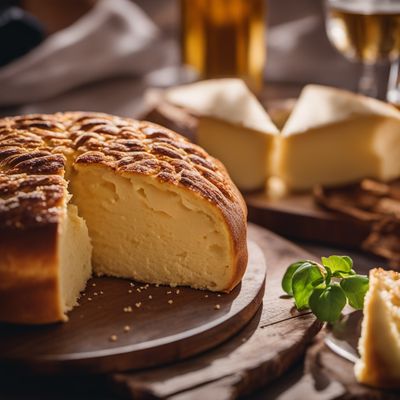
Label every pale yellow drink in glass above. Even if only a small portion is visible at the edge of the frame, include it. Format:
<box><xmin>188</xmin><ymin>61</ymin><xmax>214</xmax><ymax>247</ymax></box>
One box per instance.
<box><xmin>327</xmin><ymin>2</ymin><xmax>400</xmax><ymax>63</ymax></box>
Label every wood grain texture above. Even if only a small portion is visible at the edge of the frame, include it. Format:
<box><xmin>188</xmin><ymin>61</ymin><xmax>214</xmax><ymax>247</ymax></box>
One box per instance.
<box><xmin>246</xmin><ymin>192</ymin><xmax>371</xmax><ymax>249</ymax></box>
<box><xmin>0</xmin><ymin>240</ymin><xmax>266</xmax><ymax>375</ymax></box>
<box><xmin>110</xmin><ymin>223</ymin><xmax>323</xmax><ymax>400</ymax></box>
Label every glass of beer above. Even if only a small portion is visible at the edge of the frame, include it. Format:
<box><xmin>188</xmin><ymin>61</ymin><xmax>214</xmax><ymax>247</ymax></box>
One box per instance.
<box><xmin>325</xmin><ymin>0</ymin><xmax>400</xmax><ymax>104</ymax></box>
<box><xmin>180</xmin><ymin>0</ymin><xmax>266</xmax><ymax>92</ymax></box>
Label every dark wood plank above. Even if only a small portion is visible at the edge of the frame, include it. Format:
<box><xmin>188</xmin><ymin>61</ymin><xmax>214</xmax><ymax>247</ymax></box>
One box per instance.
<box><xmin>110</xmin><ymin>224</ymin><xmax>323</xmax><ymax>399</ymax></box>
<box><xmin>163</xmin><ymin>316</ymin><xmax>320</xmax><ymax>400</ymax></box>
<box><xmin>246</xmin><ymin>192</ymin><xmax>371</xmax><ymax>249</ymax></box>
<box><xmin>0</xmin><ymin>240</ymin><xmax>266</xmax><ymax>375</ymax></box>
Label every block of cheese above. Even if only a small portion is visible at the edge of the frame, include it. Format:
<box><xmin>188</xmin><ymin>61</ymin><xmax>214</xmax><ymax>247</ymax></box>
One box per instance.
<box><xmin>165</xmin><ymin>79</ymin><xmax>279</xmax><ymax>191</ymax></box>
<box><xmin>355</xmin><ymin>268</ymin><xmax>400</xmax><ymax>389</ymax></box>
<box><xmin>278</xmin><ymin>85</ymin><xmax>400</xmax><ymax>191</ymax></box>
<box><xmin>0</xmin><ymin>112</ymin><xmax>247</xmax><ymax>324</ymax></box>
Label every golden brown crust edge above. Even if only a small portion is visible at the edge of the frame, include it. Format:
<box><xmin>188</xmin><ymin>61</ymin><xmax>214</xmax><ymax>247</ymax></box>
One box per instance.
<box><xmin>0</xmin><ymin>225</ymin><xmax>63</xmax><ymax>324</ymax></box>
<box><xmin>213</xmin><ymin>159</ymin><xmax>248</xmax><ymax>292</ymax></box>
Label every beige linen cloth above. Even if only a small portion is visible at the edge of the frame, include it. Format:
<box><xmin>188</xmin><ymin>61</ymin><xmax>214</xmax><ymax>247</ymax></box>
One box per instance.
<box><xmin>0</xmin><ymin>0</ymin><xmax>174</xmax><ymax>107</ymax></box>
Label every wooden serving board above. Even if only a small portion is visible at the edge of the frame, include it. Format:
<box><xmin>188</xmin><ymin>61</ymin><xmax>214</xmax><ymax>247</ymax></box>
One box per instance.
<box><xmin>246</xmin><ymin>192</ymin><xmax>371</xmax><ymax>249</ymax></box>
<box><xmin>0</xmin><ymin>224</ymin><xmax>322</xmax><ymax>400</ymax></box>
<box><xmin>0</xmin><ymin>241</ymin><xmax>266</xmax><ymax>375</ymax></box>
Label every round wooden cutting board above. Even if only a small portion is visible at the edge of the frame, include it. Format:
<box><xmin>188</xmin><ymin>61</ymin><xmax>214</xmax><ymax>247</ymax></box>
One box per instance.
<box><xmin>0</xmin><ymin>240</ymin><xmax>266</xmax><ymax>375</ymax></box>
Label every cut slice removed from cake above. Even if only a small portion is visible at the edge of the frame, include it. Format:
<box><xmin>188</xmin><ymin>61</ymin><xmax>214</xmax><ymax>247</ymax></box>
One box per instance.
<box><xmin>165</xmin><ymin>79</ymin><xmax>279</xmax><ymax>191</ymax></box>
<box><xmin>355</xmin><ymin>268</ymin><xmax>400</xmax><ymax>388</ymax></box>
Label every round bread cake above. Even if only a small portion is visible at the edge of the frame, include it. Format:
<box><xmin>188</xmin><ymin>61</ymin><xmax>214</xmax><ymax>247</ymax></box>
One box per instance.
<box><xmin>0</xmin><ymin>112</ymin><xmax>247</xmax><ymax>324</ymax></box>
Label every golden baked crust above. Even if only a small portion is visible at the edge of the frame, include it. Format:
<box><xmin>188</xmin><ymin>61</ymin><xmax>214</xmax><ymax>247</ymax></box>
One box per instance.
<box><xmin>0</xmin><ymin>112</ymin><xmax>248</xmax><ymax>323</ymax></box>
<box><xmin>0</xmin><ymin>224</ymin><xmax>62</xmax><ymax>324</ymax></box>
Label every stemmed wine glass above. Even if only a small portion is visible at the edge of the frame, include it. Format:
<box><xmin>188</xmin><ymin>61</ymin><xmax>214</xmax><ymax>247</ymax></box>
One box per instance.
<box><xmin>325</xmin><ymin>0</ymin><xmax>400</xmax><ymax>106</ymax></box>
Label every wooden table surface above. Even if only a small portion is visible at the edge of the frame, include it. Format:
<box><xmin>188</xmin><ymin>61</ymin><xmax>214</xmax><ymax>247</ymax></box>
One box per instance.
<box><xmin>0</xmin><ymin>79</ymin><xmax>390</xmax><ymax>399</ymax></box>
<box><xmin>0</xmin><ymin>235</ymin><xmax>385</xmax><ymax>400</ymax></box>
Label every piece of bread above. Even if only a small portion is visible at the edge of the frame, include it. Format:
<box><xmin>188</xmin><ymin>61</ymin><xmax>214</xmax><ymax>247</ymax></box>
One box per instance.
<box><xmin>355</xmin><ymin>268</ymin><xmax>400</xmax><ymax>388</ymax></box>
<box><xmin>0</xmin><ymin>112</ymin><xmax>247</xmax><ymax>324</ymax></box>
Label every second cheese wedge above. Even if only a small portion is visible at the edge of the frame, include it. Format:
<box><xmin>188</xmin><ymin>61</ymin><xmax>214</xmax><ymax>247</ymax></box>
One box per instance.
<box><xmin>165</xmin><ymin>79</ymin><xmax>279</xmax><ymax>191</ymax></box>
<box><xmin>278</xmin><ymin>85</ymin><xmax>400</xmax><ymax>191</ymax></box>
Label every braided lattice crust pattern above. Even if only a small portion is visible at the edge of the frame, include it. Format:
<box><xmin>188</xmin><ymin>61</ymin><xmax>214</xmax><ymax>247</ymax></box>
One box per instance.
<box><xmin>0</xmin><ymin>112</ymin><xmax>245</xmax><ymax>230</ymax></box>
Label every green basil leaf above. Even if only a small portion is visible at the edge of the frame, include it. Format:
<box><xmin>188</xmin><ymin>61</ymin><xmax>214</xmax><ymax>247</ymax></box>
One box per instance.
<box><xmin>340</xmin><ymin>275</ymin><xmax>369</xmax><ymax>310</ymax></box>
<box><xmin>342</xmin><ymin>256</ymin><xmax>354</xmax><ymax>269</ymax></box>
<box><xmin>281</xmin><ymin>261</ymin><xmax>308</xmax><ymax>296</ymax></box>
<box><xmin>292</xmin><ymin>262</ymin><xmax>324</xmax><ymax>310</ymax></box>
<box><xmin>309</xmin><ymin>284</ymin><xmax>347</xmax><ymax>323</ymax></box>
<box><xmin>321</xmin><ymin>255</ymin><xmax>353</xmax><ymax>273</ymax></box>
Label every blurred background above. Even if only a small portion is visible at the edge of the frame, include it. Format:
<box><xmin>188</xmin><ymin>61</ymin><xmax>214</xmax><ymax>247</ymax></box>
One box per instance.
<box><xmin>0</xmin><ymin>0</ymin><xmax>392</xmax><ymax>117</ymax></box>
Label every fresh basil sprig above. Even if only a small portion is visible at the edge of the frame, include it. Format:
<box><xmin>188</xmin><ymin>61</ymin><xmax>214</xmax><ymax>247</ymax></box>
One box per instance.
<box><xmin>281</xmin><ymin>255</ymin><xmax>369</xmax><ymax>323</ymax></box>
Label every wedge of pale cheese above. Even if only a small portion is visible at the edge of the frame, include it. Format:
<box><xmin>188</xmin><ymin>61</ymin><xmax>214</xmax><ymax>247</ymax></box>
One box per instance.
<box><xmin>165</xmin><ymin>79</ymin><xmax>279</xmax><ymax>191</ymax></box>
<box><xmin>278</xmin><ymin>85</ymin><xmax>400</xmax><ymax>191</ymax></box>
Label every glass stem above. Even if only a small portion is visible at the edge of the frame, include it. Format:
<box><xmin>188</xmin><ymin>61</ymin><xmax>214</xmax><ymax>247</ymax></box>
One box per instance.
<box><xmin>387</xmin><ymin>60</ymin><xmax>400</xmax><ymax>106</ymax></box>
<box><xmin>358</xmin><ymin>63</ymin><xmax>378</xmax><ymax>98</ymax></box>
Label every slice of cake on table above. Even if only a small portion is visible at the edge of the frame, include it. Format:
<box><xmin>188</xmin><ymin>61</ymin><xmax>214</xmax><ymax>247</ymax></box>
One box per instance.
<box><xmin>355</xmin><ymin>268</ymin><xmax>400</xmax><ymax>388</ymax></box>
<box><xmin>278</xmin><ymin>85</ymin><xmax>400</xmax><ymax>191</ymax></box>
<box><xmin>165</xmin><ymin>79</ymin><xmax>280</xmax><ymax>191</ymax></box>
<box><xmin>0</xmin><ymin>112</ymin><xmax>247</xmax><ymax>324</ymax></box>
